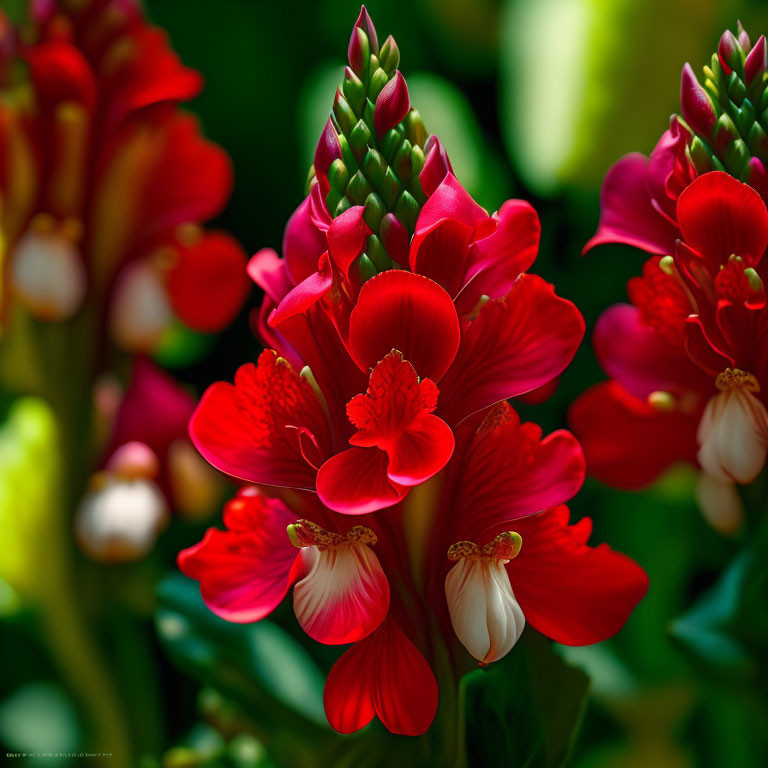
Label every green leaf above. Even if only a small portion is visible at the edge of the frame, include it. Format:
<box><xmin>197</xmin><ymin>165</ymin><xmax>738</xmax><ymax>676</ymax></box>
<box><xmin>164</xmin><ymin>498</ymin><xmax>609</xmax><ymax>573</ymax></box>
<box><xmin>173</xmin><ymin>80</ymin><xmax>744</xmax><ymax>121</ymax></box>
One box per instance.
<box><xmin>460</xmin><ymin>631</ymin><xmax>589</xmax><ymax>767</ymax></box>
<box><xmin>669</xmin><ymin>547</ymin><xmax>768</xmax><ymax>681</ymax></box>
<box><xmin>155</xmin><ymin>574</ymin><xmax>327</xmax><ymax>728</ymax></box>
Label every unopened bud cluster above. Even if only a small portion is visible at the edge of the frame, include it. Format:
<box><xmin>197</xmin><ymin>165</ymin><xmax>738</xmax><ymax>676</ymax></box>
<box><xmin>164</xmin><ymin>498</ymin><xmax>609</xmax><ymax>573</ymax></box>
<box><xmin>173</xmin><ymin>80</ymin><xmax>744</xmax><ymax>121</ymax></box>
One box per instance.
<box><xmin>681</xmin><ymin>22</ymin><xmax>768</xmax><ymax>180</ymax></box>
<box><xmin>314</xmin><ymin>7</ymin><xmax>431</xmax><ymax>277</ymax></box>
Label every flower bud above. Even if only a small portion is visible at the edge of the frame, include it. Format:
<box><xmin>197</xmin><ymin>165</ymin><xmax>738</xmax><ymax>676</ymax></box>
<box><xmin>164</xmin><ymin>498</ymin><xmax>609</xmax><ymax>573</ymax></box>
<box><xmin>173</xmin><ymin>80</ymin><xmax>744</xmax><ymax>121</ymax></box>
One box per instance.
<box><xmin>314</xmin><ymin>118</ymin><xmax>342</xmax><ymax>194</ymax></box>
<box><xmin>445</xmin><ymin>532</ymin><xmax>525</xmax><ymax>664</ymax></box>
<box><xmin>378</xmin><ymin>35</ymin><xmax>400</xmax><ymax>74</ymax></box>
<box><xmin>745</xmin><ymin>35</ymin><xmax>767</xmax><ymax>85</ymax></box>
<box><xmin>737</xmin><ymin>21</ymin><xmax>751</xmax><ymax>51</ymax></box>
<box><xmin>11</xmin><ymin>225</ymin><xmax>87</xmax><ymax>321</ymax></box>
<box><xmin>75</xmin><ymin>476</ymin><xmax>169</xmax><ymax>563</ymax></box>
<box><xmin>374</xmin><ymin>71</ymin><xmax>410</xmax><ymax>137</ymax></box>
<box><xmin>697</xmin><ymin>369</ymin><xmax>768</xmax><ymax>483</ymax></box>
<box><xmin>420</xmin><ymin>135</ymin><xmax>453</xmax><ymax>196</ymax></box>
<box><xmin>695</xmin><ymin>471</ymin><xmax>744</xmax><ymax>536</ymax></box>
<box><xmin>680</xmin><ymin>63</ymin><xmax>716</xmax><ymax>137</ymax></box>
<box><xmin>110</xmin><ymin>258</ymin><xmax>174</xmax><ymax>352</ymax></box>
<box><xmin>718</xmin><ymin>30</ymin><xmax>742</xmax><ymax>76</ymax></box>
<box><xmin>106</xmin><ymin>441</ymin><xmax>160</xmax><ymax>481</ymax></box>
<box><xmin>348</xmin><ymin>5</ymin><xmax>379</xmax><ymax>72</ymax></box>
<box><xmin>445</xmin><ymin>556</ymin><xmax>525</xmax><ymax>664</ymax></box>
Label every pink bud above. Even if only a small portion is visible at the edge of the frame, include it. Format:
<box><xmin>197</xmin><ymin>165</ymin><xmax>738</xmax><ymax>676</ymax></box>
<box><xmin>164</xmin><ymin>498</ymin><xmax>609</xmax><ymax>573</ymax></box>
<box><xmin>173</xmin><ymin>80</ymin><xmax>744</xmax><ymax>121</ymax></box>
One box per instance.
<box><xmin>420</xmin><ymin>135</ymin><xmax>454</xmax><ymax>196</ymax></box>
<box><xmin>374</xmin><ymin>71</ymin><xmax>410</xmax><ymax>136</ymax></box>
<box><xmin>314</xmin><ymin>118</ymin><xmax>342</xmax><ymax>198</ymax></box>
<box><xmin>718</xmin><ymin>30</ymin><xmax>740</xmax><ymax>75</ymax></box>
<box><xmin>352</xmin><ymin>6</ymin><xmax>379</xmax><ymax>55</ymax></box>
<box><xmin>680</xmin><ymin>63</ymin><xmax>716</xmax><ymax>137</ymax></box>
<box><xmin>737</xmin><ymin>20</ymin><xmax>751</xmax><ymax>51</ymax></box>
<box><xmin>379</xmin><ymin>213</ymin><xmax>409</xmax><ymax>266</ymax></box>
<box><xmin>107</xmin><ymin>441</ymin><xmax>161</xmax><ymax>481</ymax></box>
<box><xmin>745</xmin><ymin>35</ymin><xmax>767</xmax><ymax>84</ymax></box>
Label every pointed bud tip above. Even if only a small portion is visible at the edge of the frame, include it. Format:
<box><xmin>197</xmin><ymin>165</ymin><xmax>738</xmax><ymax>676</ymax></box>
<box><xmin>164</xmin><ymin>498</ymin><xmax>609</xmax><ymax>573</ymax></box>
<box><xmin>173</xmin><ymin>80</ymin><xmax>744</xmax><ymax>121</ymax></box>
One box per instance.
<box><xmin>718</xmin><ymin>30</ymin><xmax>740</xmax><ymax>75</ymax></box>
<box><xmin>680</xmin><ymin>62</ymin><xmax>716</xmax><ymax>137</ymax></box>
<box><xmin>374</xmin><ymin>70</ymin><xmax>410</xmax><ymax>136</ymax></box>
<box><xmin>745</xmin><ymin>35</ymin><xmax>767</xmax><ymax>85</ymax></box>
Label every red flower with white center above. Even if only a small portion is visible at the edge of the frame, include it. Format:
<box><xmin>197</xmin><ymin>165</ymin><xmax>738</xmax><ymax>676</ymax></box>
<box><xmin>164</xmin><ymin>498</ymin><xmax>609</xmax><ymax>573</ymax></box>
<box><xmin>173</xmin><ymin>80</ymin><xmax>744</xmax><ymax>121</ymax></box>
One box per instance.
<box><xmin>0</xmin><ymin>1</ymin><xmax>248</xmax><ymax>346</ymax></box>
<box><xmin>180</xmin><ymin>4</ymin><xmax>644</xmax><ymax>740</ymax></box>
<box><xmin>574</xmin><ymin>168</ymin><xmax>768</xmax><ymax>495</ymax></box>
<box><xmin>182</xmin><ymin>399</ymin><xmax>646</xmax><ymax>736</ymax></box>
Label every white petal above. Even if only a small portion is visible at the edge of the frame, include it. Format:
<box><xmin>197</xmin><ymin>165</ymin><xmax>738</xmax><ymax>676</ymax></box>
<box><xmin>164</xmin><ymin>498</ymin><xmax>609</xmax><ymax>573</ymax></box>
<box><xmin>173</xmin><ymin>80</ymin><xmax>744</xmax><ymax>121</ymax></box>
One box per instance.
<box><xmin>75</xmin><ymin>478</ymin><xmax>169</xmax><ymax>562</ymax></box>
<box><xmin>695</xmin><ymin>471</ymin><xmax>744</xmax><ymax>535</ymax></box>
<box><xmin>110</xmin><ymin>259</ymin><xmax>173</xmax><ymax>352</ymax></box>
<box><xmin>697</xmin><ymin>389</ymin><xmax>768</xmax><ymax>483</ymax></box>
<box><xmin>292</xmin><ymin>542</ymin><xmax>389</xmax><ymax>644</ymax></box>
<box><xmin>445</xmin><ymin>558</ymin><xmax>525</xmax><ymax>664</ymax></box>
<box><xmin>11</xmin><ymin>230</ymin><xmax>86</xmax><ymax>321</ymax></box>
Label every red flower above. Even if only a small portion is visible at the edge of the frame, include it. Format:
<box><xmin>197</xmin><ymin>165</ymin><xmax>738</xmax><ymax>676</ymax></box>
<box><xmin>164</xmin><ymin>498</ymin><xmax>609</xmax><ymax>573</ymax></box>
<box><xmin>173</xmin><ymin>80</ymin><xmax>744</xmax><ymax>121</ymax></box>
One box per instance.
<box><xmin>577</xmin><ymin>166</ymin><xmax>768</xmax><ymax>490</ymax></box>
<box><xmin>180</xmin><ymin>5</ymin><xmax>643</xmax><ymax>738</ymax></box>
<box><xmin>193</xmin><ymin>176</ymin><xmax>584</xmax><ymax>515</ymax></box>
<box><xmin>0</xmin><ymin>1</ymin><xmax>248</xmax><ymax>342</ymax></box>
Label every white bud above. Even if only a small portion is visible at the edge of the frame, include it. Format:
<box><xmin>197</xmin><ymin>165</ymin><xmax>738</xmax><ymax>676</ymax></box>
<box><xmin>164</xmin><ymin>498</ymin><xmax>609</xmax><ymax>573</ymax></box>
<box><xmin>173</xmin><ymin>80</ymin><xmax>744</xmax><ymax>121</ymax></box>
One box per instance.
<box><xmin>697</xmin><ymin>388</ymin><xmax>768</xmax><ymax>483</ymax></box>
<box><xmin>11</xmin><ymin>229</ymin><xmax>87</xmax><ymax>321</ymax></box>
<box><xmin>110</xmin><ymin>259</ymin><xmax>173</xmax><ymax>352</ymax></box>
<box><xmin>75</xmin><ymin>477</ymin><xmax>169</xmax><ymax>563</ymax></box>
<box><xmin>695</xmin><ymin>471</ymin><xmax>744</xmax><ymax>536</ymax></box>
<box><xmin>445</xmin><ymin>557</ymin><xmax>525</xmax><ymax>664</ymax></box>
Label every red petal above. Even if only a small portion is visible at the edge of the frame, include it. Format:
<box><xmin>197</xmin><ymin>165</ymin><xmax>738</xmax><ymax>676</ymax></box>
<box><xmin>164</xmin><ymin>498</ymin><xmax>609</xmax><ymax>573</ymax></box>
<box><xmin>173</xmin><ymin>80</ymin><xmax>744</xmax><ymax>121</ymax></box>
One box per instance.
<box><xmin>189</xmin><ymin>350</ymin><xmax>331</xmax><ymax>489</ymax></box>
<box><xmin>509</xmin><ymin>507</ymin><xmax>649</xmax><ymax>645</ymax></box>
<box><xmin>419</xmin><ymin>135</ymin><xmax>453</xmax><ymax>197</ymax></box>
<box><xmin>327</xmin><ymin>205</ymin><xmax>369</xmax><ymax>278</ymax></box>
<box><xmin>178</xmin><ymin>488</ymin><xmax>299</xmax><ymax>622</ymax></box>
<box><xmin>283</xmin><ymin>195</ymin><xmax>329</xmax><ymax>284</ymax></box>
<box><xmin>594</xmin><ymin>304</ymin><xmax>710</xmax><ymax>398</ymax></box>
<box><xmin>409</xmin><ymin>217</ymin><xmax>474</xmax><ymax>297</ymax></box>
<box><xmin>136</xmin><ymin>111</ymin><xmax>232</xmax><ymax>233</ymax></box>
<box><xmin>438</xmin><ymin>275</ymin><xmax>584</xmax><ymax>425</ymax></box>
<box><xmin>583</xmin><ymin>154</ymin><xmax>679</xmax><ymax>255</ymax></box>
<box><xmin>345</xmin><ymin>352</ymin><xmax>454</xmax><ymax>485</ymax></box>
<box><xmin>348</xmin><ymin>270</ymin><xmax>460</xmax><ymax>380</ymax></box>
<box><xmin>25</xmin><ymin>42</ymin><xmax>96</xmax><ymax>111</ymax></box>
<box><xmin>387</xmin><ymin>415</ymin><xmax>454</xmax><ymax>486</ymax></box>
<box><xmin>109</xmin><ymin>358</ymin><xmax>195</xmax><ymax>459</ymax></box>
<box><xmin>247</xmin><ymin>249</ymin><xmax>293</xmax><ymax>304</ymax></box>
<box><xmin>451</xmin><ymin>403</ymin><xmax>585</xmax><ymax>542</ymax></box>
<box><xmin>323</xmin><ymin>618</ymin><xmax>438</xmax><ymax>735</ymax></box>
<box><xmin>293</xmin><ymin>541</ymin><xmax>389</xmax><ymax>644</ymax></box>
<box><xmin>166</xmin><ymin>231</ymin><xmax>249</xmax><ymax>332</ymax></box>
<box><xmin>316</xmin><ymin>447</ymin><xmax>408</xmax><ymax>514</ymax></box>
<box><xmin>269</xmin><ymin>253</ymin><xmax>334</xmax><ymax>326</ymax></box>
<box><xmin>410</xmin><ymin>174</ymin><xmax>488</xmax><ymax>268</ymax></box>
<box><xmin>457</xmin><ymin>200</ymin><xmax>540</xmax><ymax>312</ymax></box>
<box><xmin>568</xmin><ymin>381</ymin><xmax>699</xmax><ymax>489</ymax></box>
<box><xmin>677</xmin><ymin>171</ymin><xmax>768</xmax><ymax>269</ymax></box>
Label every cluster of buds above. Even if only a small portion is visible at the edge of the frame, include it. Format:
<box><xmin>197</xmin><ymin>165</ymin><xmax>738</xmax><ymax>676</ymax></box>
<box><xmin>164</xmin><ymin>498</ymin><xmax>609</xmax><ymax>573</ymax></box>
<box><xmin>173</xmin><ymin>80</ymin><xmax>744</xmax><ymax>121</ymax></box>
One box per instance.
<box><xmin>573</xmin><ymin>22</ymin><xmax>768</xmax><ymax>534</ymax></box>
<box><xmin>312</xmin><ymin>8</ymin><xmax>451</xmax><ymax>277</ymax></box>
<box><xmin>181</xmin><ymin>7</ymin><xmax>647</xmax><ymax>739</ymax></box>
<box><xmin>680</xmin><ymin>22</ymin><xmax>768</xmax><ymax>186</ymax></box>
<box><xmin>0</xmin><ymin>0</ymin><xmax>249</xmax><ymax>350</ymax></box>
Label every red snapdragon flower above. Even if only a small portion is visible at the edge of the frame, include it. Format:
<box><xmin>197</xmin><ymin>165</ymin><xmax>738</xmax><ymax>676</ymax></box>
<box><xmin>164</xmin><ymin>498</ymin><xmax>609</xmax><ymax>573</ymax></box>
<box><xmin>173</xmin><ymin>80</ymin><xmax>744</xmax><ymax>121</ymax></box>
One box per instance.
<box><xmin>180</xmin><ymin>4</ymin><xmax>647</xmax><ymax>738</ymax></box>
<box><xmin>573</xmin><ymin>169</ymin><xmax>768</xmax><ymax>498</ymax></box>
<box><xmin>191</xmin><ymin>171</ymin><xmax>585</xmax><ymax>514</ymax></box>
<box><xmin>180</xmin><ymin>402</ymin><xmax>647</xmax><ymax>735</ymax></box>
<box><xmin>0</xmin><ymin>0</ymin><xmax>248</xmax><ymax>345</ymax></box>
